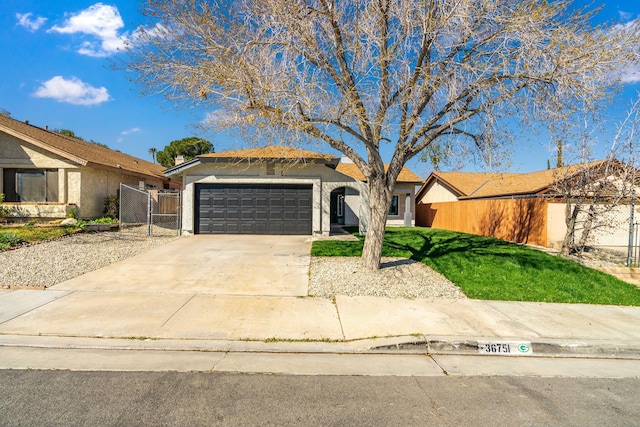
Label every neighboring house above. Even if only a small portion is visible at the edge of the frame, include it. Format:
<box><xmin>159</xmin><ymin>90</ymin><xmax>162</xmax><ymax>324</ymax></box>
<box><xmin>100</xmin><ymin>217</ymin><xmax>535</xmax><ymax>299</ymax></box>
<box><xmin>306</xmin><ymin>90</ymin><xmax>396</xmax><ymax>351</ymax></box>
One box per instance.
<box><xmin>0</xmin><ymin>115</ymin><xmax>180</xmax><ymax>220</ymax></box>
<box><xmin>415</xmin><ymin>161</ymin><xmax>638</xmax><ymax>249</ymax></box>
<box><xmin>164</xmin><ymin>146</ymin><xmax>422</xmax><ymax>235</ymax></box>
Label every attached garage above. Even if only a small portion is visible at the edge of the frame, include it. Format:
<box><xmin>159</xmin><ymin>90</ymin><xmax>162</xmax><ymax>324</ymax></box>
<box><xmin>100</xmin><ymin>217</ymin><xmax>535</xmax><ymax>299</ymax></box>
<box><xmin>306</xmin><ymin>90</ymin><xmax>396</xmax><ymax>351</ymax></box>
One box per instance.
<box><xmin>195</xmin><ymin>183</ymin><xmax>313</xmax><ymax>235</ymax></box>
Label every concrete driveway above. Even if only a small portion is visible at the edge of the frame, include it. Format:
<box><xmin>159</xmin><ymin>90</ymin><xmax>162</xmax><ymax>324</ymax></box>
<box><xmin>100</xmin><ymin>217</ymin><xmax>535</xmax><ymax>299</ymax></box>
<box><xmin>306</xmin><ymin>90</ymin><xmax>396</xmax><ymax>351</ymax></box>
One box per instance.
<box><xmin>52</xmin><ymin>235</ymin><xmax>311</xmax><ymax>297</ymax></box>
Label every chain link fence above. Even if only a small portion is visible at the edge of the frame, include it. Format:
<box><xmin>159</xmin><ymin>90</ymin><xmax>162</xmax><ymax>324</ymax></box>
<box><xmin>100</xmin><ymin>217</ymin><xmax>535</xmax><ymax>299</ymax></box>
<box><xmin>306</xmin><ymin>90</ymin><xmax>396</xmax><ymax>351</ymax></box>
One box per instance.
<box><xmin>570</xmin><ymin>202</ymin><xmax>639</xmax><ymax>266</ymax></box>
<box><xmin>119</xmin><ymin>183</ymin><xmax>181</xmax><ymax>236</ymax></box>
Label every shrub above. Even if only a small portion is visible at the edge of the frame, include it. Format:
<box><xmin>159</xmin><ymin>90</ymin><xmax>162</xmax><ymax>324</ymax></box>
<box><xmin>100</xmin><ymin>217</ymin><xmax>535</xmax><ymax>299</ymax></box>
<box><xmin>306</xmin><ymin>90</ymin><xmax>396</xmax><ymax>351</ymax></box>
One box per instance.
<box><xmin>89</xmin><ymin>217</ymin><xmax>118</xmax><ymax>224</ymax></box>
<box><xmin>0</xmin><ymin>193</ymin><xmax>10</xmax><ymax>217</ymax></box>
<box><xmin>103</xmin><ymin>195</ymin><xmax>119</xmax><ymax>219</ymax></box>
<box><xmin>67</xmin><ymin>206</ymin><xmax>79</xmax><ymax>219</ymax></box>
<box><xmin>0</xmin><ymin>232</ymin><xmax>24</xmax><ymax>249</ymax></box>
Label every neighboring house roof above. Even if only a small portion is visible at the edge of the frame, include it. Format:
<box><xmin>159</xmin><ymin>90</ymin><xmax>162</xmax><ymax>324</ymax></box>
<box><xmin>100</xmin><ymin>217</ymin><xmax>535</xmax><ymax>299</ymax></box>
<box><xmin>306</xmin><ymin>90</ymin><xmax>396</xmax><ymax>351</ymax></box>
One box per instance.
<box><xmin>0</xmin><ymin>114</ymin><xmax>169</xmax><ymax>181</ymax></box>
<box><xmin>417</xmin><ymin>161</ymin><xmax>608</xmax><ymax>201</ymax></box>
<box><xmin>335</xmin><ymin>162</ymin><xmax>423</xmax><ymax>184</ymax></box>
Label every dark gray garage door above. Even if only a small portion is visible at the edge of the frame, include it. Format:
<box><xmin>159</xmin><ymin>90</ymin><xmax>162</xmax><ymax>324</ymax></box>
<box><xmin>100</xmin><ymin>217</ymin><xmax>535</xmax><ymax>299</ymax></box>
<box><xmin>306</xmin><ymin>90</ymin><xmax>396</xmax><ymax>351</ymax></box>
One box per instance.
<box><xmin>195</xmin><ymin>183</ymin><xmax>313</xmax><ymax>235</ymax></box>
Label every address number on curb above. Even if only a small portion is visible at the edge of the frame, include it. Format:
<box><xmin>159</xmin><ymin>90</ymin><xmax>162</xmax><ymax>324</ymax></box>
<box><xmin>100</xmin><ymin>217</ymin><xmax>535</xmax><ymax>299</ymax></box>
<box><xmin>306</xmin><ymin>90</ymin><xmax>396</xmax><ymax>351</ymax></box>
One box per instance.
<box><xmin>478</xmin><ymin>341</ymin><xmax>533</xmax><ymax>355</ymax></box>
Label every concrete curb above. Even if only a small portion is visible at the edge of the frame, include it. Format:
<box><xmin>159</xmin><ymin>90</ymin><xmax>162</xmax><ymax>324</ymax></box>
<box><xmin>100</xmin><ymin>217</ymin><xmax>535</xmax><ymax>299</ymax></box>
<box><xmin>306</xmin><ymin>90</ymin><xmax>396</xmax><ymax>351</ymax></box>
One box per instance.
<box><xmin>2</xmin><ymin>334</ymin><xmax>640</xmax><ymax>360</ymax></box>
<box><xmin>369</xmin><ymin>335</ymin><xmax>640</xmax><ymax>359</ymax></box>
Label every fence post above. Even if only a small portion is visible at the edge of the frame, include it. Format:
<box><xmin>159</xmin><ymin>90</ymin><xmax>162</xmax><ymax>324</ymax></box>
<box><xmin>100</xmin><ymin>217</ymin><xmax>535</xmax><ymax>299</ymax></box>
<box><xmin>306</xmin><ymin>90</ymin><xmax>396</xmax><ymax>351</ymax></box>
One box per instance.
<box><xmin>628</xmin><ymin>193</ymin><xmax>635</xmax><ymax>267</ymax></box>
<box><xmin>147</xmin><ymin>190</ymin><xmax>152</xmax><ymax>236</ymax></box>
<box><xmin>118</xmin><ymin>183</ymin><xmax>123</xmax><ymax>231</ymax></box>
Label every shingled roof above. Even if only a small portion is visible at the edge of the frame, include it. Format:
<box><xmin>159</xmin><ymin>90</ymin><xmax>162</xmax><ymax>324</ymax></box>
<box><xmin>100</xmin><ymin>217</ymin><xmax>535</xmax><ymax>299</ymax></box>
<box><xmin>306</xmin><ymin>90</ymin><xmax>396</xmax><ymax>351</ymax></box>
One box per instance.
<box><xmin>0</xmin><ymin>114</ymin><xmax>169</xmax><ymax>181</ymax></box>
<box><xmin>417</xmin><ymin>161</ymin><xmax>607</xmax><ymax>201</ymax></box>
<box><xmin>199</xmin><ymin>145</ymin><xmax>337</xmax><ymax>161</ymax></box>
<box><xmin>335</xmin><ymin>162</ymin><xmax>423</xmax><ymax>184</ymax></box>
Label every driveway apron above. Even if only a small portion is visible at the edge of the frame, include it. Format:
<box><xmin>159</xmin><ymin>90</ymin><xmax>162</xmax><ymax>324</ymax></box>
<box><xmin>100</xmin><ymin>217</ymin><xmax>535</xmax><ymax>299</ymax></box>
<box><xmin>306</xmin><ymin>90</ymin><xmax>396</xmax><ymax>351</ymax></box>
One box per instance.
<box><xmin>52</xmin><ymin>235</ymin><xmax>311</xmax><ymax>297</ymax></box>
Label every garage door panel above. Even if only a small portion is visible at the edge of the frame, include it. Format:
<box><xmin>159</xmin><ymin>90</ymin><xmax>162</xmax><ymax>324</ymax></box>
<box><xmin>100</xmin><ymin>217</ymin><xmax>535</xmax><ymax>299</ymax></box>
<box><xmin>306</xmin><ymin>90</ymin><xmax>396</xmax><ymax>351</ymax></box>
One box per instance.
<box><xmin>196</xmin><ymin>184</ymin><xmax>312</xmax><ymax>235</ymax></box>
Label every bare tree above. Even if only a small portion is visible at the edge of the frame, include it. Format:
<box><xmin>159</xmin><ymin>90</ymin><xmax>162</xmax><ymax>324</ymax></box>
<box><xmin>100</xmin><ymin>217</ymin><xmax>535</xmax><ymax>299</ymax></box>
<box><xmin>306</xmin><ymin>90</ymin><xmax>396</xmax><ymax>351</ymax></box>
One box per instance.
<box><xmin>554</xmin><ymin>95</ymin><xmax>640</xmax><ymax>257</ymax></box>
<box><xmin>126</xmin><ymin>0</ymin><xmax>638</xmax><ymax>269</ymax></box>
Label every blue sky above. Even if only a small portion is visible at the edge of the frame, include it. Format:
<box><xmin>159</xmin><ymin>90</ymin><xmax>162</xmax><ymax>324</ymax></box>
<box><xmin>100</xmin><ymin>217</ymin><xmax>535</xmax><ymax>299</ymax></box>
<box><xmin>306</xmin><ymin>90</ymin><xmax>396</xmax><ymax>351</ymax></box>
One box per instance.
<box><xmin>1</xmin><ymin>1</ymin><xmax>639</xmax><ymax>178</ymax></box>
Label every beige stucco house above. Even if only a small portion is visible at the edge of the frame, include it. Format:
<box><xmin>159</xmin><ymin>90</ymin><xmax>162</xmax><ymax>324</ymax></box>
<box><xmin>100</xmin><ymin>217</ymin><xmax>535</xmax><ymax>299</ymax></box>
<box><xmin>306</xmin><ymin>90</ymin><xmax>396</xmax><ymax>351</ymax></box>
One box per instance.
<box><xmin>0</xmin><ymin>115</ymin><xmax>180</xmax><ymax>220</ymax></box>
<box><xmin>164</xmin><ymin>146</ymin><xmax>422</xmax><ymax>236</ymax></box>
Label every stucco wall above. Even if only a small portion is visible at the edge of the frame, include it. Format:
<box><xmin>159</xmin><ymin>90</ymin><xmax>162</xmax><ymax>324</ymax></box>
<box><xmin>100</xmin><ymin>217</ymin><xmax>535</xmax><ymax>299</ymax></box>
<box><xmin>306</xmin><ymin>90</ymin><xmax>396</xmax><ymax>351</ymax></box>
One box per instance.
<box><xmin>0</xmin><ymin>132</ymin><xmax>77</xmax><ymax>169</ymax></box>
<box><xmin>418</xmin><ymin>179</ymin><xmax>459</xmax><ymax>203</ymax></box>
<box><xmin>386</xmin><ymin>184</ymin><xmax>418</xmax><ymax>226</ymax></box>
<box><xmin>344</xmin><ymin>187</ymin><xmax>360</xmax><ymax>226</ymax></box>
<box><xmin>546</xmin><ymin>202</ymin><xmax>567</xmax><ymax>249</ymax></box>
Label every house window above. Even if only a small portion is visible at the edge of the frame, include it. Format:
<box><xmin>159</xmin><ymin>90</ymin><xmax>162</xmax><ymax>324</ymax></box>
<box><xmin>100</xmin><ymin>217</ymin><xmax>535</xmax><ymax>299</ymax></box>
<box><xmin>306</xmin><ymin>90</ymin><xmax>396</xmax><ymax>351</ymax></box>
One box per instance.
<box><xmin>389</xmin><ymin>195</ymin><xmax>399</xmax><ymax>216</ymax></box>
<box><xmin>2</xmin><ymin>169</ymin><xmax>58</xmax><ymax>202</ymax></box>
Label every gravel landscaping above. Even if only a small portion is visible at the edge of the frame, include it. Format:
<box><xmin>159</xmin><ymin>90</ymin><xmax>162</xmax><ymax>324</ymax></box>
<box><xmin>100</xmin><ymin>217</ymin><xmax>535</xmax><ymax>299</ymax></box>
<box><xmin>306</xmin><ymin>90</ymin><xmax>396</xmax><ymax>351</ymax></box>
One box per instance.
<box><xmin>1</xmin><ymin>230</ymin><xmax>467</xmax><ymax>299</ymax></box>
<box><xmin>309</xmin><ymin>256</ymin><xmax>467</xmax><ymax>300</ymax></box>
<box><xmin>0</xmin><ymin>229</ymin><xmax>179</xmax><ymax>288</ymax></box>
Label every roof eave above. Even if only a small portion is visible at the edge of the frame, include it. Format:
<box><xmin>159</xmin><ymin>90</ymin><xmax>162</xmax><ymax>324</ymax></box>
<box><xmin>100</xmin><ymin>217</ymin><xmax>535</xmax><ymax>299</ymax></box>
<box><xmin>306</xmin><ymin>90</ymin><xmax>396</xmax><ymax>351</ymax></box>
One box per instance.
<box><xmin>163</xmin><ymin>158</ymin><xmax>202</xmax><ymax>176</ymax></box>
<box><xmin>0</xmin><ymin>124</ymin><xmax>88</xmax><ymax>166</ymax></box>
<box><xmin>86</xmin><ymin>162</ymin><xmax>168</xmax><ymax>181</ymax></box>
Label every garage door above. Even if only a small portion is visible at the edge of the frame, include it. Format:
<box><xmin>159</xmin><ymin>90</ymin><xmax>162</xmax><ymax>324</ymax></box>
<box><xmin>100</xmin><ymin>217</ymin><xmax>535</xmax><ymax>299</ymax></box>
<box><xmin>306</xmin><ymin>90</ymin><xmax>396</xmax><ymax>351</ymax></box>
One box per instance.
<box><xmin>195</xmin><ymin>183</ymin><xmax>313</xmax><ymax>235</ymax></box>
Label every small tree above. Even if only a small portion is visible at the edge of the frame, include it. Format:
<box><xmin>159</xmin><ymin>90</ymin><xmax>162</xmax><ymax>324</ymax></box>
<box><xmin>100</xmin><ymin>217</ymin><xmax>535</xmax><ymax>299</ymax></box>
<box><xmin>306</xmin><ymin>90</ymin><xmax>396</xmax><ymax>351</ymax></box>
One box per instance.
<box><xmin>554</xmin><ymin>96</ymin><xmax>640</xmax><ymax>257</ymax></box>
<box><xmin>156</xmin><ymin>137</ymin><xmax>214</xmax><ymax>168</ymax></box>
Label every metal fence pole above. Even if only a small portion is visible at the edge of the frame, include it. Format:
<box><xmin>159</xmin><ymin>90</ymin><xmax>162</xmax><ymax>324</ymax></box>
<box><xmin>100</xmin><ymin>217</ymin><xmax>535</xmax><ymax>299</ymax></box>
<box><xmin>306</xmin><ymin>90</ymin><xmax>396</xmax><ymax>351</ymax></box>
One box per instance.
<box><xmin>118</xmin><ymin>182</ymin><xmax>123</xmax><ymax>231</ymax></box>
<box><xmin>628</xmin><ymin>193</ymin><xmax>635</xmax><ymax>267</ymax></box>
<box><xmin>147</xmin><ymin>190</ymin><xmax>152</xmax><ymax>236</ymax></box>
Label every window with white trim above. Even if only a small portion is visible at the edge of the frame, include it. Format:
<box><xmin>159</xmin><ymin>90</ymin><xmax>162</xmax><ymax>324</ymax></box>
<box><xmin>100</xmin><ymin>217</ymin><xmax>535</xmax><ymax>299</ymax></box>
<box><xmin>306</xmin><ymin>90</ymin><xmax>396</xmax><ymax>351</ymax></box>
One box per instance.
<box><xmin>388</xmin><ymin>195</ymin><xmax>399</xmax><ymax>216</ymax></box>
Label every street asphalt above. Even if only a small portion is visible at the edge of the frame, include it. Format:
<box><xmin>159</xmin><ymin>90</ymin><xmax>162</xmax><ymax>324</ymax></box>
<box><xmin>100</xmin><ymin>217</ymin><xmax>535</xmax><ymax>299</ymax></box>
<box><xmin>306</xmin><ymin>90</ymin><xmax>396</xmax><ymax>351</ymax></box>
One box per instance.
<box><xmin>1</xmin><ymin>234</ymin><xmax>639</xmax><ymax>374</ymax></box>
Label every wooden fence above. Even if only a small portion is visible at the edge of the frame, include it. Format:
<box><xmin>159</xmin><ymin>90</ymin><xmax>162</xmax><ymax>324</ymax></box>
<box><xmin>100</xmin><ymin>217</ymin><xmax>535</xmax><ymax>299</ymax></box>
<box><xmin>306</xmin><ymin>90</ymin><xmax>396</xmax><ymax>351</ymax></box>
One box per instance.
<box><xmin>416</xmin><ymin>198</ymin><xmax>549</xmax><ymax>247</ymax></box>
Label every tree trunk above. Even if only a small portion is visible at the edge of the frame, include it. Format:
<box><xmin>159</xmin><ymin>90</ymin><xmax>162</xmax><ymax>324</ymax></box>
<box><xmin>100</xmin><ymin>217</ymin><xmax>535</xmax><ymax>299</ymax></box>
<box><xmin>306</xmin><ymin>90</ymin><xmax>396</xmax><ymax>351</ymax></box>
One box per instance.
<box><xmin>576</xmin><ymin>203</ymin><xmax>597</xmax><ymax>251</ymax></box>
<box><xmin>361</xmin><ymin>181</ymin><xmax>392</xmax><ymax>270</ymax></box>
<box><xmin>561</xmin><ymin>201</ymin><xmax>580</xmax><ymax>256</ymax></box>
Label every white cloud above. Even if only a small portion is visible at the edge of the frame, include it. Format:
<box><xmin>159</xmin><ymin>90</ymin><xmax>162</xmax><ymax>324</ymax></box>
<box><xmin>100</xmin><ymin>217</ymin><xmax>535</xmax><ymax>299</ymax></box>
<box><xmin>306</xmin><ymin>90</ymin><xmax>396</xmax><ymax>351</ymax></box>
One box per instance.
<box><xmin>33</xmin><ymin>76</ymin><xmax>111</xmax><ymax>106</ymax></box>
<box><xmin>609</xmin><ymin>19</ymin><xmax>640</xmax><ymax>84</ymax></box>
<box><xmin>616</xmin><ymin>67</ymin><xmax>640</xmax><ymax>84</ymax></box>
<box><xmin>121</xmin><ymin>127</ymin><xmax>141</xmax><ymax>135</ymax></box>
<box><xmin>619</xmin><ymin>10</ymin><xmax>635</xmax><ymax>22</ymax></box>
<box><xmin>131</xmin><ymin>22</ymin><xmax>168</xmax><ymax>43</ymax></box>
<box><xmin>16</xmin><ymin>12</ymin><xmax>47</xmax><ymax>32</ymax></box>
<box><xmin>48</xmin><ymin>3</ymin><xmax>126</xmax><ymax>57</ymax></box>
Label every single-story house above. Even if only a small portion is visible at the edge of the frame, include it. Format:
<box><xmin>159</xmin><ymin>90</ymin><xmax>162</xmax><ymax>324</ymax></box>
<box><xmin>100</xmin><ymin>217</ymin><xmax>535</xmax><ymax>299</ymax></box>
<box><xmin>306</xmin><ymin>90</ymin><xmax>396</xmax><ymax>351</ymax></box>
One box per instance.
<box><xmin>164</xmin><ymin>146</ymin><xmax>422</xmax><ymax>236</ymax></box>
<box><xmin>0</xmin><ymin>114</ymin><xmax>180</xmax><ymax>220</ymax></box>
<box><xmin>415</xmin><ymin>161</ymin><xmax>638</xmax><ymax>249</ymax></box>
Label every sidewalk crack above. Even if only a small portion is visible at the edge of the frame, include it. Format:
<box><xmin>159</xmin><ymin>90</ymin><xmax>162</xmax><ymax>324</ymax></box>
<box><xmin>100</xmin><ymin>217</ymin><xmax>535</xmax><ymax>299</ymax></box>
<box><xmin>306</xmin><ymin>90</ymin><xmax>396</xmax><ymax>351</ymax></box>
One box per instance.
<box><xmin>333</xmin><ymin>297</ymin><xmax>346</xmax><ymax>340</ymax></box>
<box><xmin>160</xmin><ymin>294</ymin><xmax>196</xmax><ymax>328</ymax></box>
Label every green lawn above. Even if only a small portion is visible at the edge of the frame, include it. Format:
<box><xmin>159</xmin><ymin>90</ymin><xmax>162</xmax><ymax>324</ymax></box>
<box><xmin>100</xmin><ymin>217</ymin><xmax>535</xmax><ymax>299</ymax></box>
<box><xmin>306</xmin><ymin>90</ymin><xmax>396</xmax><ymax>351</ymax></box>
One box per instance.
<box><xmin>312</xmin><ymin>227</ymin><xmax>640</xmax><ymax>306</ymax></box>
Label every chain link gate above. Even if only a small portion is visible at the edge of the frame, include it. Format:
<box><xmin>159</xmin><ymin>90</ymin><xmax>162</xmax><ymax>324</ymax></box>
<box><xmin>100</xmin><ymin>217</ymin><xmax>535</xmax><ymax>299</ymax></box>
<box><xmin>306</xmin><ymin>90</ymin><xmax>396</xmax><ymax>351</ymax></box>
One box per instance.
<box><xmin>119</xmin><ymin>183</ymin><xmax>181</xmax><ymax>236</ymax></box>
<box><xmin>150</xmin><ymin>189</ymin><xmax>182</xmax><ymax>235</ymax></box>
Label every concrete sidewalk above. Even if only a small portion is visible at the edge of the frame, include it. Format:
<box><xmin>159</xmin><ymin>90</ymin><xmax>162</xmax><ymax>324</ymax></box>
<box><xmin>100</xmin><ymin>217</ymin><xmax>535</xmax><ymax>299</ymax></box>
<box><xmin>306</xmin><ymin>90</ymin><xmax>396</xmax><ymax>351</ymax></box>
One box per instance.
<box><xmin>1</xmin><ymin>233</ymin><xmax>639</xmax><ymax>365</ymax></box>
<box><xmin>1</xmin><ymin>288</ymin><xmax>639</xmax><ymax>359</ymax></box>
